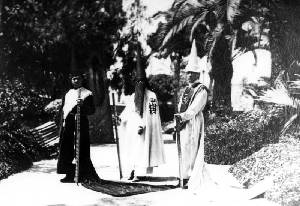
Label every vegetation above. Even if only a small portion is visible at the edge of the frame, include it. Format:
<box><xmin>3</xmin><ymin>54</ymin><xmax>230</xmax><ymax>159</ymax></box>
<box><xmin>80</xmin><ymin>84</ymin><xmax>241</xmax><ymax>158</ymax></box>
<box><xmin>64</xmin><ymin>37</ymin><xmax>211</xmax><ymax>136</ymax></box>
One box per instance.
<box><xmin>0</xmin><ymin>128</ymin><xmax>56</xmax><ymax>180</ymax></box>
<box><xmin>1</xmin><ymin>0</ymin><xmax>126</xmax><ymax>143</ymax></box>
<box><xmin>149</xmin><ymin>0</ymin><xmax>278</xmax><ymax>111</ymax></box>
<box><xmin>230</xmin><ymin>133</ymin><xmax>300</xmax><ymax>206</ymax></box>
<box><xmin>0</xmin><ymin>75</ymin><xmax>51</xmax><ymax>129</ymax></box>
<box><xmin>0</xmin><ymin>0</ymin><xmax>127</xmax><ymax>181</ymax></box>
<box><xmin>205</xmin><ymin>105</ymin><xmax>284</xmax><ymax>164</ymax></box>
<box><xmin>0</xmin><ymin>1</ymin><xmax>300</xmax><ymax>204</ymax></box>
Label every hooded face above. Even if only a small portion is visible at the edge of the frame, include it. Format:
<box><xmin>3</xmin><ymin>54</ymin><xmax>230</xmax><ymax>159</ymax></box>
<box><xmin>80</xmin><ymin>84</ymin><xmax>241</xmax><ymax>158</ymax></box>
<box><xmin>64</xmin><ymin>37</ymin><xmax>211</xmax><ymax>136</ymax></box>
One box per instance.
<box><xmin>187</xmin><ymin>71</ymin><xmax>200</xmax><ymax>84</ymax></box>
<box><xmin>71</xmin><ymin>75</ymin><xmax>83</xmax><ymax>89</ymax></box>
<box><xmin>134</xmin><ymin>79</ymin><xmax>146</xmax><ymax>117</ymax></box>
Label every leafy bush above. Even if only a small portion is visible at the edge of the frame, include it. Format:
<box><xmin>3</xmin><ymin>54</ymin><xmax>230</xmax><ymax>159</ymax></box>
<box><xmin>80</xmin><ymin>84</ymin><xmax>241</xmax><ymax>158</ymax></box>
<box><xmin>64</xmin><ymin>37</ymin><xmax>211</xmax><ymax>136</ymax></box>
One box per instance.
<box><xmin>0</xmin><ymin>75</ymin><xmax>51</xmax><ymax>129</ymax></box>
<box><xmin>0</xmin><ymin>128</ymin><xmax>55</xmax><ymax>180</ymax></box>
<box><xmin>205</xmin><ymin>106</ymin><xmax>285</xmax><ymax>164</ymax></box>
<box><xmin>148</xmin><ymin>74</ymin><xmax>176</xmax><ymax>102</ymax></box>
<box><xmin>0</xmin><ymin>131</ymin><xmax>32</xmax><ymax>180</ymax></box>
<box><xmin>44</xmin><ymin>99</ymin><xmax>63</xmax><ymax>124</ymax></box>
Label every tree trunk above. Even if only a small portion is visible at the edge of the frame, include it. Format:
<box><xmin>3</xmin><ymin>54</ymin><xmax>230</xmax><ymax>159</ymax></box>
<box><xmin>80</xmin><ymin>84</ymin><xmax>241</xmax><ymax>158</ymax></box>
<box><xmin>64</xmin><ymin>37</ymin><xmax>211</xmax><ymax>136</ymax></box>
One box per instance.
<box><xmin>210</xmin><ymin>26</ymin><xmax>233</xmax><ymax>112</ymax></box>
<box><xmin>88</xmin><ymin>56</ymin><xmax>114</xmax><ymax>144</ymax></box>
<box><xmin>170</xmin><ymin>53</ymin><xmax>182</xmax><ymax>140</ymax></box>
<box><xmin>0</xmin><ymin>0</ymin><xmax>3</xmax><ymax>72</ymax></box>
<box><xmin>0</xmin><ymin>0</ymin><xmax>3</xmax><ymax>35</ymax></box>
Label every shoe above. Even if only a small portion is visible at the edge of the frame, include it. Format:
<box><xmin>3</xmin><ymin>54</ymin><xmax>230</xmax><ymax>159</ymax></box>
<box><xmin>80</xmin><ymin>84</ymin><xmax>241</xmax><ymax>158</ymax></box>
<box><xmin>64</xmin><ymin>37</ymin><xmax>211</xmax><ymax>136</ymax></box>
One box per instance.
<box><xmin>146</xmin><ymin>167</ymin><xmax>153</xmax><ymax>174</ymax></box>
<box><xmin>131</xmin><ymin>176</ymin><xmax>140</xmax><ymax>182</ymax></box>
<box><xmin>60</xmin><ymin>176</ymin><xmax>75</xmax><ymax>183</ymax></box>
<box><xmin>128</xmin><ymin>170</ymin><xmax>135</xmax><ymax>180</ymax></box>
<box><xmin>182</xmin><ymin>178</ymin><xmax>189</xmax><ymax>189</ymax></box>
<box><xmin>60</xmin><ymin>173</ymin><xmax>75</xmax><ymax>183</ymax></box>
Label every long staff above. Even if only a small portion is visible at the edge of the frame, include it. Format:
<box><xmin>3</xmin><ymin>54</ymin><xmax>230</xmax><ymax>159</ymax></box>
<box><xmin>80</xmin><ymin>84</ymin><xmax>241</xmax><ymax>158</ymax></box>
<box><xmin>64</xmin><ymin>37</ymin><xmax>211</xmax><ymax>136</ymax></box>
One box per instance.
<box><xmin>74</xmin><ymin>88</ymin><xmax>81</xmax><ymax>185</ymax></box>
<box><xmin>175</xmin><ymin>115</ymin><xmax>184</xmax><ymax>188</ymax></box>
<box><xmin>112</xmin><ymin>93</ymin><xmax>123</xmax><ymax>179</ymax></box>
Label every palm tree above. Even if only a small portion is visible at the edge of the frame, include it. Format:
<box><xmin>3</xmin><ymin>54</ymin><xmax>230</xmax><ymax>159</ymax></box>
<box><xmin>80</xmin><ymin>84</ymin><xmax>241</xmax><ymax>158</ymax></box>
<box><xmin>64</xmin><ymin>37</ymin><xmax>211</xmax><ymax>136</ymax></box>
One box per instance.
<box><xmin>150</xmin><ymin>0</ymin><xmax>275</xmax><ymax>111</ymax></box>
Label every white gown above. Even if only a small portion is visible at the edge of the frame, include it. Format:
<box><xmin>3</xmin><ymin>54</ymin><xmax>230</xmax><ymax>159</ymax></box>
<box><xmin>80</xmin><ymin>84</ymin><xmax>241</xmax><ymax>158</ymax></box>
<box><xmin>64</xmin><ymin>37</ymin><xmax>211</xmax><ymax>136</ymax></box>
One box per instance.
<box><xmin>119</xmin><ymin>89</ymin><xmax>166</xmax><ymax>177</ymax></box>
<box><xmin>178</xmin><ymin>83</ymin><xmax>207</xmax><ymax>179</ymax></box>
<box><xmin>177</xmin><ymin>83</ymin><xmax>273</xmax><ymax>202</ymax></box>
<box><xmin>184</xmin><ymin>102</ymin><xmax>273</xmax><ymax>202</ymax></box>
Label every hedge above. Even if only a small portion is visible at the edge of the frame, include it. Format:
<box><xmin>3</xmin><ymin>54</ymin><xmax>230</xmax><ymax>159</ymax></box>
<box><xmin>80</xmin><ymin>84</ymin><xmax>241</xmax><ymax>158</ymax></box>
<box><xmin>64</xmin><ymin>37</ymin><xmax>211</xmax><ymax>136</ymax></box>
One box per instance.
<box><xmin>204</xmin><ymin>106</ymin><xmax>285</xmax><ymax>164</ymax></box>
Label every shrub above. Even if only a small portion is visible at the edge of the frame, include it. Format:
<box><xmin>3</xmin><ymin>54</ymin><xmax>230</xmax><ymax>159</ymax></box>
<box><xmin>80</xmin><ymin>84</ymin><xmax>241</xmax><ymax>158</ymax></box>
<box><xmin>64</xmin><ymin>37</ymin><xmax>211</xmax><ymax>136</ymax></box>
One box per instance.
<box><xmin>44</xmin><ymin>99</ymin><xmax>63</xmax><ymax>124</ymax></box>
<box><xmin>205</xmin><ymin>106</ymin><xmax>285</xmax><ymax>164</ymax></box>
<box><xmin>0</xmin><ymin>75</ymin><xmax>51</xmax><ymax>129</ymax></box>
<box><xmin>229</xmin><ymin>135</ymin><xmax>300</xmax><ymax>206</ymax></box>
<box><xmin>148</xmin><ymin>74</ymin><xmax>176</xmax><ymax>102</ymax></box>
<box><xmin>0</xmin><ymin>128</ymin><xmax>55</xmax><ymax>180</ymax></box>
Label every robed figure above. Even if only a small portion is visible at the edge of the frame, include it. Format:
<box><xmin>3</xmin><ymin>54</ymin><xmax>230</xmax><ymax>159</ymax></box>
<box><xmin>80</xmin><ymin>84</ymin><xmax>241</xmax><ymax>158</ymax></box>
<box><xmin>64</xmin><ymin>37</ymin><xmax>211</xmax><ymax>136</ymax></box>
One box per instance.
<box><xmin>57</xmin><ymin>72</ymin><xmax>99</xmax><ymax>183</ymax></box>
<box><xmin>175</xmin><ymin>40</ymin><xmax>273</xmax><ymax>203</ymax></box>
<box><xmin>119</xmin><ymin>69</ymin><xmax>166</xmax><ymax>181</ymax></box>
<box><xmin>176</xmin><ymin>57</ymin><xmax>208</xmax><ymax>186</ymax></box>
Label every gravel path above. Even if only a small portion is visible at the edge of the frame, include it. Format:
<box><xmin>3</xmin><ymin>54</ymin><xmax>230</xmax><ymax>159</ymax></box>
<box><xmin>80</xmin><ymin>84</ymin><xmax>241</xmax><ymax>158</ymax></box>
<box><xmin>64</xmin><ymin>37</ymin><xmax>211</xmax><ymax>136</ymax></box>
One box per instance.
<box><xmin>0</xmin><ymin>135</ymin><xmax>280</xmax><ymax>206</ymax></box>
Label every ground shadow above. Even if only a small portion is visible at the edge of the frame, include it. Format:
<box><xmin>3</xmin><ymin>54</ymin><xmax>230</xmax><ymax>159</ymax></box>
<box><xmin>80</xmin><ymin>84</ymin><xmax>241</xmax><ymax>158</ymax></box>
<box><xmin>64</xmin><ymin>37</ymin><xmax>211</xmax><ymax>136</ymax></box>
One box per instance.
<box><xmin>136</xmin><ymin>176</ymin><xmax>178</xmax><ymax>182</ymax></box>
<box><xmin>28</xmin><ymin>162</ymin><xmax>57</xmax><ymax>174</ymax></box>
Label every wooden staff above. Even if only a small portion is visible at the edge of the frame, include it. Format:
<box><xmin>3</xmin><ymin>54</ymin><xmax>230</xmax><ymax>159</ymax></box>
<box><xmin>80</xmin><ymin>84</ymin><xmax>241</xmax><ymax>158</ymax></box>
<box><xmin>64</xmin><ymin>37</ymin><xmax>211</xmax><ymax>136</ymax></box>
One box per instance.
<box><xmin>112</xmin><ymin>93</ymin><xmax>123</xmax><ymax>179</ymax></box>
<box><xmin>175</xmin><ymin>114</ymin><xmax>184</xmax><ymax>188</ymax></box>
<box><xmin>74</xmin><ymin>88</ymin><xmax>81</xmax><ymax>185</ymax></box>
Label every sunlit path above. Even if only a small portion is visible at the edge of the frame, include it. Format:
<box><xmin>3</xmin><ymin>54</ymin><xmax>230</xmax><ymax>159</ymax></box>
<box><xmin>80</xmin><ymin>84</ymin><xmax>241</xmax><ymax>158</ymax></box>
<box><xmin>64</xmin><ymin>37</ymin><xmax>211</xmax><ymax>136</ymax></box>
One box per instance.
<box><xmin>0</xmin><ymin>135</ymin><xmax>279</xmax><ymax>206</ymax></box>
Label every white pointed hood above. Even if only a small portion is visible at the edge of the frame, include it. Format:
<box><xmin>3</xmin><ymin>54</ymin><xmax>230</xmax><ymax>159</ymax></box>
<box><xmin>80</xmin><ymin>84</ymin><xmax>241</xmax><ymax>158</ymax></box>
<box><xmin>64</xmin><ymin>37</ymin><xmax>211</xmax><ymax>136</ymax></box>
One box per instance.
<box><xmin>184</xmin><ymin>39</ymin><xmax>201</xmax><ymax>73</ymax></box>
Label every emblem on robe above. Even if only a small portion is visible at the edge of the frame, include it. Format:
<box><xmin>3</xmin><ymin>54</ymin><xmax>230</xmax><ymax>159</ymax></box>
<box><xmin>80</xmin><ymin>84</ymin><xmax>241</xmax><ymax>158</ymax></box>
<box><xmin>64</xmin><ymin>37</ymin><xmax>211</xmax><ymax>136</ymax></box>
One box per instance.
<box><xmin>149</xmin><ymin>98</ymin><xmax>157</xmax><ymax>114</ymax></box>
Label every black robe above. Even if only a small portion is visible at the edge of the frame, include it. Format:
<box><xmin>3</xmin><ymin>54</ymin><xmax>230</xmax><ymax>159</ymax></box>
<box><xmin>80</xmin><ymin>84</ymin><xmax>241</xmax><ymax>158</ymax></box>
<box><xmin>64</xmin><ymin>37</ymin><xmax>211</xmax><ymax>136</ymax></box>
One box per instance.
<box><xmin>57</xmin><ymin>90</ymin><xmax>99</xmax><ymax>182</ymax></box>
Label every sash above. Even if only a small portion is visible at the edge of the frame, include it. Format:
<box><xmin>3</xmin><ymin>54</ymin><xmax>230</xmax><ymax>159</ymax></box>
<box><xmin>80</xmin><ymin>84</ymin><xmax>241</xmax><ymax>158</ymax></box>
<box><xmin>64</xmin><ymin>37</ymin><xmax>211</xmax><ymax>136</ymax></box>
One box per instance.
<box><xmin>179</xmin><ymin>86</ymin><xmax>194</xmax><ymax>113</ymax></box>
<box><xmin>180</xmin><ymin>82</ymin><xmax>208</xmax><ymax>113</ymax></box>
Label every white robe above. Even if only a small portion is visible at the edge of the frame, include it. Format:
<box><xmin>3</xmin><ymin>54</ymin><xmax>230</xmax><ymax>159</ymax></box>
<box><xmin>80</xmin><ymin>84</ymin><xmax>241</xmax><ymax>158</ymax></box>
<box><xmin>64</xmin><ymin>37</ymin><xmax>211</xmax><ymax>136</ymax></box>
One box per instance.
<box><xmin>182</xmin><ymin>87</ymin><xmax>274</xmax><ymax>202</ymax></box>
<box><xmin>119</xmin><ymin>89</ymin><xmax>166</xmax><ymax>177</ymax></box>
<box><xmin>178</xmin><ymin>84</ymin><xmax>207</xmax><ymax>179</ymax></box>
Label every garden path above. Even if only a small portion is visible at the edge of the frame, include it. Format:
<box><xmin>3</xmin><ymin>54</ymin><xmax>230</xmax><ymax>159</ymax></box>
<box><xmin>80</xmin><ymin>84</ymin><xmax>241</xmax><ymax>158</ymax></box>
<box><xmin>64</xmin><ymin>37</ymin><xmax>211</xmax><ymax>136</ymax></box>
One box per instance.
<box><xmin>0</xmin><ymin>135</ymin><xmax>280</xmax><ymax>206</ymax></box>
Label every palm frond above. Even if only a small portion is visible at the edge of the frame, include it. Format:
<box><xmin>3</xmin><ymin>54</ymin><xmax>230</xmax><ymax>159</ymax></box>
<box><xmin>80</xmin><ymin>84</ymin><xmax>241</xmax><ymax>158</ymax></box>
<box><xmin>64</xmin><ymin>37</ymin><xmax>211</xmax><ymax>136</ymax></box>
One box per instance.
<box><xmin>281</xmin><ymin>114</ymin><xmax>298</xmax><ymax>136</ymax></box>
<box><xmin>258</xmin><ymin>71</ymin><xmax>297</xmax><ymax>107</ymax></box>
<box><xmin>183</xmin><ymin>0</ymin><xmax>205</xmax><ymax>8</ymax></box>
<box><xmin>152</xmin><ymin>11</ymin><xmax>171</xmax><ymax>19</ymax></box>
<box><xmin>172</xmin><ymin>0</ymin><xmax>187</xmax><ymax>10</ymax></box>
<box><xmin>160</xmin><ymin>15</ymin><xmax>194</xmax><ymax>50</ymax></box>
<box><xmin>274</xmin><ymin>70</ymin><xmax>287</xmax><ymax>90</ymax></box>
<box><xmin>173</xmin><ymin>0</ymin><xmax>205</xmax><ymax>12</ymax></box>
<box><xmin>227</xmin><ymin>0</ymin><xmax>242</xmax><ymax>24</ymax></box>
<box><xmin>259</xmin><ymin>88</ymin><xmax>294</xmax><ymax>107</ymax></box>
<box><xmin>172</xmin><ymin>0</ymin><xmax>189</xmax><ymax>19</ymax></box>
<box><xmin>189</xmin><ymin>10</ymin><xmax>209</xmax><ymax>41</ymax></box>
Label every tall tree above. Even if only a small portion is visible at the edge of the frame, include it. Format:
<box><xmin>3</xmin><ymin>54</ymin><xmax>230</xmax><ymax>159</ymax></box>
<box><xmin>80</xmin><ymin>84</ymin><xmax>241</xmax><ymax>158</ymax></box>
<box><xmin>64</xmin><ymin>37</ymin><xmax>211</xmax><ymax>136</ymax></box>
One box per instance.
<box><xmin>149</xmin><ymin>0</ymin><xmax>275</xmax><ymax>111</ymax></box>
<box><xmin>2</xmin><ymin>0</ymin><xmax>125</xmax><ymax>143</ymax></box>
<box><xmin>109</xmin><ymin>0</ymin><xmax>149</xmax><ymax>95</ymax></box>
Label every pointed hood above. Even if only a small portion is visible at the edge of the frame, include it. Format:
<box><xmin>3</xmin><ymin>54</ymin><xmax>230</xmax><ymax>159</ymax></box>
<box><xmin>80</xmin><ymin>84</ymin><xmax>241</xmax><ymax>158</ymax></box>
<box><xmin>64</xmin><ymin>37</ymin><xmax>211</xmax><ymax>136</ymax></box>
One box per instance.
<box><xmin>184</xmin><ymin>39</ymin><xmax>201</xmax><ymax>73</ymax></box>
<box><xmin>134</xmin><ymin>45</ymin><xmax>147</xmax><ymax>117</ymax></box>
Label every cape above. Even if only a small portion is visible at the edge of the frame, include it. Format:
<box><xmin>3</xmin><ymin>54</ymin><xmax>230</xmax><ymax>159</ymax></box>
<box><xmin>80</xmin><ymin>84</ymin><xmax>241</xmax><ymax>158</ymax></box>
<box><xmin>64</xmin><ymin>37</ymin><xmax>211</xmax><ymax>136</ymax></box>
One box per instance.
<box><xmin>62</xmin><ymin>87</ymin><xmax>92</xmax><ymax>121</ymax></box>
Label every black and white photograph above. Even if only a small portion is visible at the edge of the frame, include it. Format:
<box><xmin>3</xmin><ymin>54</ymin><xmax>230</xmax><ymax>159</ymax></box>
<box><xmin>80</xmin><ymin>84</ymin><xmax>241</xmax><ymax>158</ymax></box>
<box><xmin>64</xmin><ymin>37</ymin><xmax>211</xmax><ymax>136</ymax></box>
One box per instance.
<box><xmin>0</xmin><ymin>0</ymin><xmax>299</xmax><ymax>205</ymax></box>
